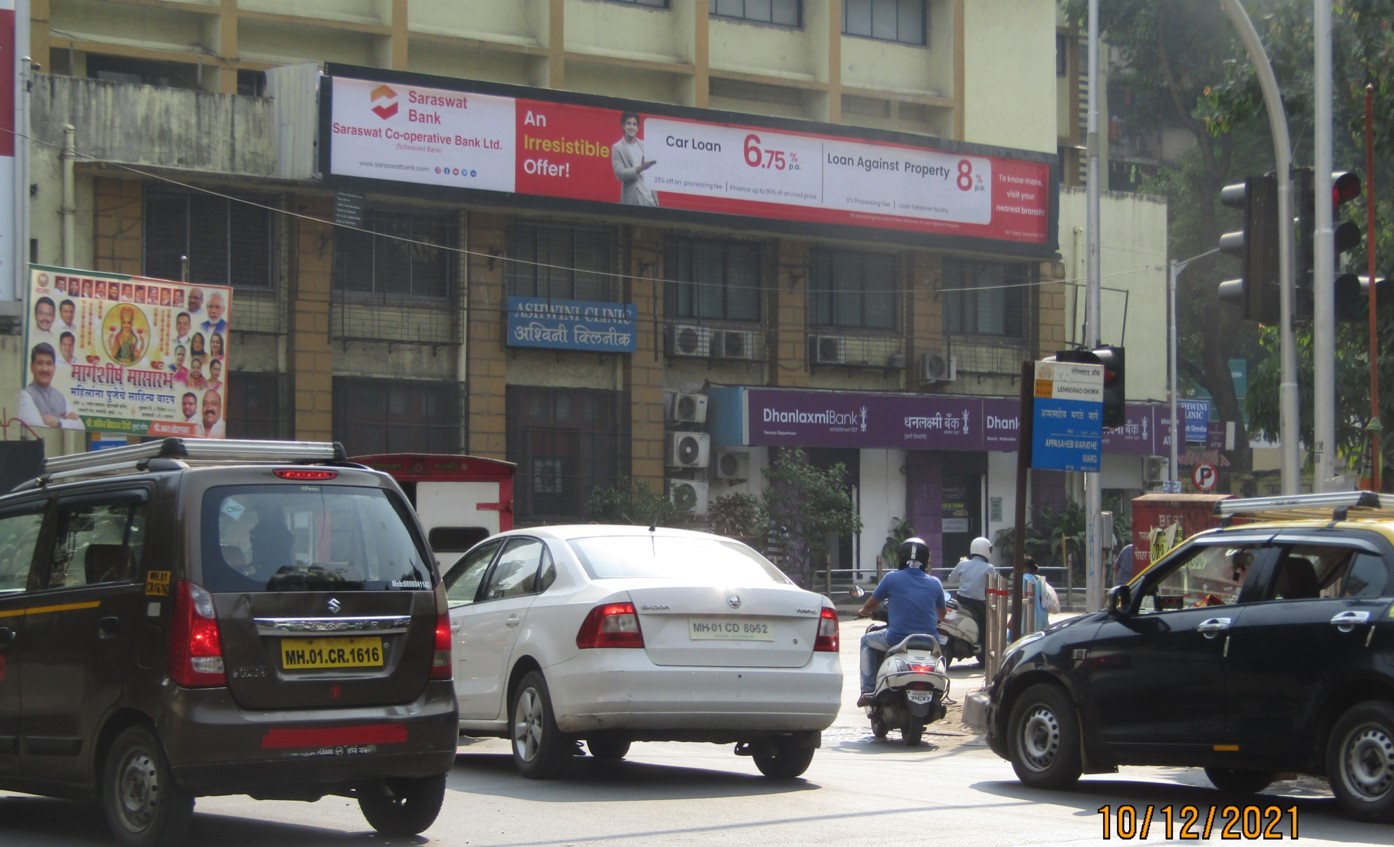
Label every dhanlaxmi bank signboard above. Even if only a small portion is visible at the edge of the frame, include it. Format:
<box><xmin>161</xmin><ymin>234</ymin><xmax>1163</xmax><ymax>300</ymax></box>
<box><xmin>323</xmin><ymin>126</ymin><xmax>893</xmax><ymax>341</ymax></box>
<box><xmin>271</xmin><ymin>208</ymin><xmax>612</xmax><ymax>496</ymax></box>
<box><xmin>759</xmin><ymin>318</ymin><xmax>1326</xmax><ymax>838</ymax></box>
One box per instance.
<box><xmin>321</xmin><ymin>65</ymin><xmax>1057</xmax><ymax>254</ymax></box>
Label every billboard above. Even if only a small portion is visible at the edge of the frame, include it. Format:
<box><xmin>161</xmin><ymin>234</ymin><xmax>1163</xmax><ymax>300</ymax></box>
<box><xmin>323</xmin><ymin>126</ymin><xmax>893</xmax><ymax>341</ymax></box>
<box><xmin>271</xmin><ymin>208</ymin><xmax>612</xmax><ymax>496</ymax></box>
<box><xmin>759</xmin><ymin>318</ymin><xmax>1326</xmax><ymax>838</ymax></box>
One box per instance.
<box><xmin>19</xmin><ymin>266</ymin><xmax>232</xmax><ymax>438</ymax></box>
<box><xmin>322</xmin><ymin>66</ymin><xmax>1057</xmax><ymax>254</ymax></box>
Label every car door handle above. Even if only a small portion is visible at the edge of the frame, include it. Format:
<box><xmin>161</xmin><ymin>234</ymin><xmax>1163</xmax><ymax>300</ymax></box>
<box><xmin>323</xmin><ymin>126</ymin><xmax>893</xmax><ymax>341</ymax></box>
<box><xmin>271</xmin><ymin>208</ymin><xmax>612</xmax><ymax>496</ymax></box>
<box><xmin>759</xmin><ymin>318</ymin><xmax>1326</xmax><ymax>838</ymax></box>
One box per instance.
<box><xmin>1197</xmin><ymin>617</ymin><xmax>1232</xmax><ymax>637</ymax></box>
<box><xmin>0</xmin><ymin>626</ymin><xmax>14</xmax><ymax>644</ymax></box>
<box><xmin>97</xmin><ymin>616</ymin><xmax>121</xmax><ymax>639</ymax></box>
<box><xmin>1330</xmin><ymin>610</ymin><xmax>1371</xmax><ymax>632</ymax></box>
<box><xmin>506</xmin><ymin>614</ymin><xmax>521</xmax><ymax>628</ymax></box>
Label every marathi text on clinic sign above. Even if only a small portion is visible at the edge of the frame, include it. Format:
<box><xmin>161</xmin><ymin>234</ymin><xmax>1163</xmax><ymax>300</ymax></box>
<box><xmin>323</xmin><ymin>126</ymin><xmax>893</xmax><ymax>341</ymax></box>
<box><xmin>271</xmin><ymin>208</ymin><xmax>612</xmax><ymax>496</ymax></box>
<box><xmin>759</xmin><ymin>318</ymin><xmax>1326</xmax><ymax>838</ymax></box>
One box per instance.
<box><xmin>322</xmin><ymin>67</ymin><xmax>1056</xmax><ymax>252</ymax></box>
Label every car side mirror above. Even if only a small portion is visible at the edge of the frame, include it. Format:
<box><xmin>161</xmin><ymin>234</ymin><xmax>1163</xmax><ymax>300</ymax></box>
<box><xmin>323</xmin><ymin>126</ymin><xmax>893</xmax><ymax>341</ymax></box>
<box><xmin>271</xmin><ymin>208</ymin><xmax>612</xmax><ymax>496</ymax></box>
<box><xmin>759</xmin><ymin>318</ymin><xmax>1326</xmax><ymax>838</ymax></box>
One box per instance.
<box><xmin>1106</xmin><ymin>583</ymin><xmax>1132</xmax><ymax>616</ymax></box>
<box><xmin>848</xmin><ymin>584</ymin><xmax>866</xmax><ymax>601</ymax></box>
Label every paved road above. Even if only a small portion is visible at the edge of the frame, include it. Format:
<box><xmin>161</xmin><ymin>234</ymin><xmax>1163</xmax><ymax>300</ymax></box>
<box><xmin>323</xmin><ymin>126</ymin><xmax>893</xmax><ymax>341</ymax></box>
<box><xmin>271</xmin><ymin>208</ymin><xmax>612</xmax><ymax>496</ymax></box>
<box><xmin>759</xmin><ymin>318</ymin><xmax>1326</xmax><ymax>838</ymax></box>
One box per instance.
<box><xmin>2</xmin><ymin>618</ymin><xmax>1382</xmax><ymax>846</ymax></box>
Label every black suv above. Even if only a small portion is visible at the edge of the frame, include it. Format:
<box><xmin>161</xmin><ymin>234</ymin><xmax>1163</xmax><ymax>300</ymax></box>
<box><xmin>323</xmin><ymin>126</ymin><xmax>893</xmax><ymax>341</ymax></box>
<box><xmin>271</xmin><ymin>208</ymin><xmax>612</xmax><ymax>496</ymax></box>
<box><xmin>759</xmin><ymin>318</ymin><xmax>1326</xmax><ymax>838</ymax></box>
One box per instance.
<box><xmin>0</xmin><ymin>439</ymin><xmax>458</xmax><ymax>845</ymax></box>
<box><xmin>986</xmin><ymin>491</ymin><xmax>1394</xmax><ymax>822</ymax></box>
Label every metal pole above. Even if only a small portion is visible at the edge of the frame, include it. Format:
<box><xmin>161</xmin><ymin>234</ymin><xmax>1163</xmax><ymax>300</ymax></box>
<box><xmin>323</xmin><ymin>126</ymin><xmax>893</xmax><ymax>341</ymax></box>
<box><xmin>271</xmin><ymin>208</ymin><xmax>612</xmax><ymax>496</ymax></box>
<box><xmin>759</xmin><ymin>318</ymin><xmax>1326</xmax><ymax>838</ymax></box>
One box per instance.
<box><xmin>1219</xmin><ymin>0</ymin><xmax>1297</xmax><ymax>494</ymax></box>
<box><xmin>1314</xmin><ymin>0</ymin><xmax>1335</xmax><ymax>489</ymax></box>
<box><xmin>1168</xmin><ymin>249</ymin><xmax>1219</xmax><ymax>490</ymax></box>
<box><xmin>1085</xmin><ymin>0</ymin><xmax>1104</xmax><ymax>610</ymax></box>
<box><xmin>1366</xmin><ymin>85</ymin><xmax>1382</xmax><ymax>491</ymax></box>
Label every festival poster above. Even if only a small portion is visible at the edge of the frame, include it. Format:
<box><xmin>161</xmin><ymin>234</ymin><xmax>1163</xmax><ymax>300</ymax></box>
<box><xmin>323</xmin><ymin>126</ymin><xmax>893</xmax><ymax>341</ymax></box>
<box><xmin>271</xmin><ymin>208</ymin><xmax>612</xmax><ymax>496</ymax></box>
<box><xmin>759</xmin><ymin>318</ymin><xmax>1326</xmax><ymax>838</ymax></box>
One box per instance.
<box><xmin>20</xmin><ymin>266</ymin><xmax>232</xmax><ymax>438</ymax></box>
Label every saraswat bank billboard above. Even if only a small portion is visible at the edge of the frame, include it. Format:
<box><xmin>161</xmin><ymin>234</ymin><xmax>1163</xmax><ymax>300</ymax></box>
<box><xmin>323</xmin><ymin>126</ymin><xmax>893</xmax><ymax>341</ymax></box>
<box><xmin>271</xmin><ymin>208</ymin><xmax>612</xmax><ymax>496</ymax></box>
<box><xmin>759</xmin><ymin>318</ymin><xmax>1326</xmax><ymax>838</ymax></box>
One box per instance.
<box><xmin>321</xmin><ymin>65</ymin><xmax>1057</xmax><ymax>254</ymax></box>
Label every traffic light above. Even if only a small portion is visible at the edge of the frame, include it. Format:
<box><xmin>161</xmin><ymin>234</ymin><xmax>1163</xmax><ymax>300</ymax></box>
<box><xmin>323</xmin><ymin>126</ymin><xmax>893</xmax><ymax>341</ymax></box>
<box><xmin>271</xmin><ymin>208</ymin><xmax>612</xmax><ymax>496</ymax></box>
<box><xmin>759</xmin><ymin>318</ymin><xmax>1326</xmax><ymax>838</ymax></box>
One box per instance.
<box><xmin>1049</xmin><ymin>345</ymin><xmax>1126</xmax><ymax>429</ymax></box>
<box><xmin>1296</xmin><ymin>168</ymin><xmax>1369</xmax><ymax>322</ymax></box>
<box><xmin>1217</xmin><ymin>174</ymin><xmax>1280</xmax><ymax>324</ymax></box>
<box><xmin>1092</xmin><ymin>345</ymin><xmax>1126</xmax><ymax>429</ymax></box>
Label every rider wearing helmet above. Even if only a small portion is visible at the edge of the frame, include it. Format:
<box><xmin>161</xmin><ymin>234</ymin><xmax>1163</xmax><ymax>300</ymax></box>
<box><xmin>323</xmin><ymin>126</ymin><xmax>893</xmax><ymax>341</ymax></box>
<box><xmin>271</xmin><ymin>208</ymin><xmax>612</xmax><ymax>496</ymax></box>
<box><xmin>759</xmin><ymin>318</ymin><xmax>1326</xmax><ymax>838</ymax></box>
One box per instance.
<box><xmin>854</xmin><ymin>537</ymin><xmax>946</xmax><ymax>707</ymax></box>
<box><xmin>947</xmin><ymin>536</ymin><xmax>994</xmax><ymax>661</ymax></box>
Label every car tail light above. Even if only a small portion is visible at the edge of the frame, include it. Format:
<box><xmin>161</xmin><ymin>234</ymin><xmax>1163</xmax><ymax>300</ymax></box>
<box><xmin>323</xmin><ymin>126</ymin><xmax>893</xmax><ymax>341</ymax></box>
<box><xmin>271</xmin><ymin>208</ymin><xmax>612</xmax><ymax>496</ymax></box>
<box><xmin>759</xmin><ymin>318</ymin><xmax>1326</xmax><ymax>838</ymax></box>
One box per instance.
<box><xmin>575</xmin><ymin>602</ymin><xmax>644</xmax><ymax>649</ymax></box>
<box><xmin>167</xmin><ymin>580</ymin><xmax>226</xmax><ymax>687</ymax></box>
<box><xmin>814</xmin><ymin>607</ymin><xmax>839</xmax><ymax>652</ymax></box>
<box><xmin>431</xmin><ymin>583</ymin><xmax>452</xmax><ymax>680</ymax></box>
<box><xmin>274</xmin><ymin>469</ymin><xmax>339</xmax><ymax>481</ymax></box>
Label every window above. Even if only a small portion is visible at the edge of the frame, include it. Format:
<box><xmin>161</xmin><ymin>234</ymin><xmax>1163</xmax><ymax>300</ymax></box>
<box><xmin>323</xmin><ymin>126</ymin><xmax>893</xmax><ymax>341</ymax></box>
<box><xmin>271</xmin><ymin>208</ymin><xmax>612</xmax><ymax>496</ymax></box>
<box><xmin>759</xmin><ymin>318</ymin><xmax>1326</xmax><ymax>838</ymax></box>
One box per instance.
<box><xmin>506</xmin><ymin>220</ymin><xmax>620</xmax><ymax>302</ymax></box>
<box><xmin>942</xmin><ymin>259</ymin><xmax>1030</xmax><ymax>338</ymax></box>
<box><xmin>87</xmin><ymin>55</ymin><xmax>202</xmax><ymax>90</ymax></box>
<box><xmin>227</xmin><ymin>372</ymin><xmax>285</xmax><ymax>440</ymax></box>
<box><xmin>609</xmin><ymin>0</ymin><xmax>668</xmax><ymax>6</ymax></box>
<box><xmin>482</xmin><ymin>538</ymin><xmax>548</xmax><ymax>600</ymax></box>
<box><xmin>508</xmin><ymin>386</ymin><xmax>626</xmax><ymax>524</ymax></box>
<box><xmin>667</xmin><ymin>236</ymin><xmax>762</xmax><ymax>322</ymax></box>
<box><xmin>334</xmin><ymin>207</ymin><xmax>454</xmax><ymax>299</ymax></box>
<box><xmin>1056</xmin><ymin>33</ymin><xmax>1069</xmax><ymax>77</ymax></box>
<box><xmin>843</xmin><ymin>0</ymin><xmax>926</xmax><ymax>46</ymax></box>
<box><xmin>1138</xmin><ymin>544</ymin><xmax>1261</xmax><ymax>612</ymax></box>
<box><xmin>808</xmin><ymin>248</ymin><xmax>898</xmax><ymax>330</ymax></box>
<box><xmin>711</xmin><ymin>0</ymin><xmax>801</xmax><ymax>27</ymax></box>
<box><xmin>45</xmin><ymin>497</ymin><xmax>147</xmax><ymax>590</ymax></box>
<box><xmin>144</xmin><ymin>187</ymin><xmax>274</xmax><ymax>289</ymax></box>
<box><xmin>0</xmin><ymin>507</ymin><xmax>46</xmax><ymax>593</ymax></box>
<box><xmin>334</xmin><ymin>377</ymin><xmax>460</xmax><ymax>456</ymax></box>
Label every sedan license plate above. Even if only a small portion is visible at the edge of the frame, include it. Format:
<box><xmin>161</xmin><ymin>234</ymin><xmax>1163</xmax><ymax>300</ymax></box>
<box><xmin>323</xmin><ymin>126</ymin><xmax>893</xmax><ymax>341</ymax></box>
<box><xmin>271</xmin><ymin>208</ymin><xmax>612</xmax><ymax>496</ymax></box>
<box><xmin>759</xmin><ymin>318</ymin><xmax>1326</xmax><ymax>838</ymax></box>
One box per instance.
<box><xmin>281</xmin><ymin>636</ymin><xmax>384</xmax><ymax>670</ymax></box>
<box><xmin>906</xmin><ymin>690</ymin><xmax>935</xmax><ymax>705</ymax></box>
<box><xmin>688</xmin><ymin>618</ymin><xmax>775</xmax><ymax>642</ymax></box>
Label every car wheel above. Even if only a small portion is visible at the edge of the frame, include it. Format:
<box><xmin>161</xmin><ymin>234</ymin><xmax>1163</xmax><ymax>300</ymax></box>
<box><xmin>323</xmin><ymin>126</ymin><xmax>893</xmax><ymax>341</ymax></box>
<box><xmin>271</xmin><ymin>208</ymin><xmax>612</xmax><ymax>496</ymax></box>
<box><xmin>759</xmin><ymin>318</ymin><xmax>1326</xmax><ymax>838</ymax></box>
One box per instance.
<box><xmin>752</xmin><ymin>737</ymin><xmax>815</xmax><ymax>779</ymax></box>
<box><xmin>586</xmin><ymin>735</ymin><xmax>631</xmax><ymax>761</ymax></box>
<box><xmin>1204</xmin><ymin>766</ymin><xmax>1276</xmax><ymax>796</ymax></box>
<box><xmin>902</xmin><ymin>724</ymin><xmax>923</xmax><ymax>747</ymax></box>
<box><xmin>511</xmin><ymin>670</ymin><xmax>572</xmax><ymax>779</ymax></box>
<box><xmin>358</xmin><ymin>775</ymin><xmax>446</xmax><ymax>836</ymax></box>
<box><xmin>871</xmin><ymin>717</ymin><xmax>889</xmax><ymax>739</ymax></box>
<box><xmin>1006</xmin><ymin>682</ymin><xmax>1082</xmax><ymax>790</ymax></box>
<box><xmin>1327</xmin><ymin>700</ymin><xmax>1394</xmax><ymax>822</ymax></box>
<box><xmin>102</xmin><ymin>725</ymin><xmax>194</xmax><ymax>847</ymax></box>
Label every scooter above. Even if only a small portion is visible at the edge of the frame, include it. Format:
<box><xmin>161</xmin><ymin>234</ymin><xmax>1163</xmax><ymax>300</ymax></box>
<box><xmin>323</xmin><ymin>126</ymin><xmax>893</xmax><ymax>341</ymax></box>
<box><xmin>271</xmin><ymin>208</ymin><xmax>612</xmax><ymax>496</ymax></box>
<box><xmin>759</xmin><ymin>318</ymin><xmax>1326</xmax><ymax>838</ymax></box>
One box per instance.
<box><xmin>863</xmin><ymin>620</ymin><xmax>950</xmax><ymax>746</ymax></box>
<box><xmin>937</xmin><ymin>595</ymin><xmax>981</xmax><ymax>668</ymax></box>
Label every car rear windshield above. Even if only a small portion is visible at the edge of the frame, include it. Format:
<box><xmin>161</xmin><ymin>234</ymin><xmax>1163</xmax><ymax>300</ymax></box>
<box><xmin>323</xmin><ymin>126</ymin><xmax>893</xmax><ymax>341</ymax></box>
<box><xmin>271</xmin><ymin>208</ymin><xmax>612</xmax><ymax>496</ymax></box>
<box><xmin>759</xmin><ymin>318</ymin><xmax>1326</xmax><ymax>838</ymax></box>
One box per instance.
<box><xmin>568</xmin><ymin>535</ymin><xmax>792</xmax><ymax>584</ymax></box>
<box><xmin>200</xmin><ymin>484</ymin><xmax>433</xmax><ymax>592</ymax></box>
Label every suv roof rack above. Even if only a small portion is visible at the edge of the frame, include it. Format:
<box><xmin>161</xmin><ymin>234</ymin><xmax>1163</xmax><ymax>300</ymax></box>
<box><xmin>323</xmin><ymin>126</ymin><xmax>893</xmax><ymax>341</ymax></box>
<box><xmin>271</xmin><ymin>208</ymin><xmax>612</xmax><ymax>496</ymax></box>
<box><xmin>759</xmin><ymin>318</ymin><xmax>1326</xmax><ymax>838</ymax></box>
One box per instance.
<box><xmin>40</xmin><ymin>438</ymin><xmax>348</xmax><ymax>483</ymax></box>
<box><xmin>1215</xmin><ymin>490</ymin><xmax>1394</xmax><ymax>523</ymax></box>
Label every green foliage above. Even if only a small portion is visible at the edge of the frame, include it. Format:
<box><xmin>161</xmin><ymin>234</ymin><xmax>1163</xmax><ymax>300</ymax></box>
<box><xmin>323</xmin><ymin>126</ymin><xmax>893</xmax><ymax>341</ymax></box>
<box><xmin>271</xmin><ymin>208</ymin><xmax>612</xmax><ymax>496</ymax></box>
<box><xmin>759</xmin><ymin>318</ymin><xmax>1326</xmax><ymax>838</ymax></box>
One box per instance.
<box><xmin>880</xmin><ymin>517</ymin><xmax>916</xmax><ymax>571</ymax></box>
<box><xmin>587</xmin><ymin>478</ymin><xmax>687</xmax><ymax>527</ymax></box>
<box><xmin>708</xmin><ymin>492</ymin><xmax>766</xmax><ymax>543</ymax></box>
<box><xmin>761</xmin><ymin>449</ymin><xmax>863</xmax><ymax>588</ymax></box>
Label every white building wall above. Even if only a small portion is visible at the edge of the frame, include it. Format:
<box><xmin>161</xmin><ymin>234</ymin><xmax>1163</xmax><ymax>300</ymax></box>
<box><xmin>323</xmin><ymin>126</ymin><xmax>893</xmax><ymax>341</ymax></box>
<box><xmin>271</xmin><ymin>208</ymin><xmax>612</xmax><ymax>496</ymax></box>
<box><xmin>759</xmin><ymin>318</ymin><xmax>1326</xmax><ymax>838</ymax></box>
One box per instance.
<box><xmin>961</xmin><ymin>0</ymin><xmax>1059</xmax><ymax>153</ymax></box>
<box><xmin>857</xmin><ymin>448</ymin><xmax>905</xmax><ymax>578</ymax></box>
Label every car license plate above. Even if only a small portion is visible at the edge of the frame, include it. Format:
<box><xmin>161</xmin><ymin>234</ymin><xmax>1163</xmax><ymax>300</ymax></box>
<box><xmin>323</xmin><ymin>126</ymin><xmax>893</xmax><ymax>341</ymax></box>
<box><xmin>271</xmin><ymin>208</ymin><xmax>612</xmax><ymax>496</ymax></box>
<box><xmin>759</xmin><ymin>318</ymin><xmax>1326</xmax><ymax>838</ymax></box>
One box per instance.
<box><xmin>688</xmin><ymin>618</ymin><xmax>775</xmax><ymax>641</ymax></box>
<box><xmin>907</xmin><ymin>690</ymin><xmax>935</xmax><ymax>705</ymax></box>
<box><xmin>281</xmin><ymin>636</ymin><xmax>384</xmax><ymax>670</ymax></box>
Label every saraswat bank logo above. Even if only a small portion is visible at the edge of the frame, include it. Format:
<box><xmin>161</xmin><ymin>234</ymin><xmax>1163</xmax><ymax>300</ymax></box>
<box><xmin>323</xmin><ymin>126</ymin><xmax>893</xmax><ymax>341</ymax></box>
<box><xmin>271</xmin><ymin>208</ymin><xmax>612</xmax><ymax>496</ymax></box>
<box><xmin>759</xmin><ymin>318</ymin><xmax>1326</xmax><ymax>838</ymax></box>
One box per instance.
<box><xmin>370</xmin><ymin>84</ymin><xmax>398</xmax><ymax>120</ymax></box>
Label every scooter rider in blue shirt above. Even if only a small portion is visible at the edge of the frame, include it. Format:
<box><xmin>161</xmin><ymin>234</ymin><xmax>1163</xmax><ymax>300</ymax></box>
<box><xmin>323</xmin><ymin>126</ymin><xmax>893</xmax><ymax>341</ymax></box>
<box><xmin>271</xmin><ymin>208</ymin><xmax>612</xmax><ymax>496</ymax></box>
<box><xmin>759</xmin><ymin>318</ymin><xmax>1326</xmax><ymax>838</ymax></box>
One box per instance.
<box><xmin>855</xmin><ymin>537</ymin><xmax>946</xmax><ymax>707</ymax></box>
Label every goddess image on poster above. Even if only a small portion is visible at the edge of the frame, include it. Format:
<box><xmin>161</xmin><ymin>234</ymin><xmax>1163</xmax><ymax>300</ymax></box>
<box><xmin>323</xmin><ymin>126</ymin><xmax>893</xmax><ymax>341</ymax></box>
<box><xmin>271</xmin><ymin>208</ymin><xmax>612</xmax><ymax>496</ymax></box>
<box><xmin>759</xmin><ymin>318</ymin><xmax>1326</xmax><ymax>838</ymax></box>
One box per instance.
<box><xmin>105</xmin><ymin>304</ymin><xmax>149</xmax><ymax>365</ymax></box>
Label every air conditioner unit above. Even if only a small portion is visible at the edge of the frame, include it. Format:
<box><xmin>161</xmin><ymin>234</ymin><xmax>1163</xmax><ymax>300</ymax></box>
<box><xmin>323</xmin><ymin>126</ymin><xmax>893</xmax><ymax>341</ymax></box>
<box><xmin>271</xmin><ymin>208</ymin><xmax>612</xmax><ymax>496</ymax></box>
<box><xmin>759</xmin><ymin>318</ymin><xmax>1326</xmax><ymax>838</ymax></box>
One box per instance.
<box><xmin>919</xmin><ymin>351</ymin><xmax>958</xmax><ymax>384</ymax></box>
<box><xmin>669</xmin><ymin>392</ymin><xmax>709</xmax><ymax>425</ymax></box>
<box><xmin>810</xmin><ymin>335</ymin><xmax>847</xmax><ymax>364</ymax></box>
<box><xmin>669</xmin><ymin>479</ymin><xmax>710</xmax><ymax>516</ymax></box>
<box><xmin>666</xmin><ymin>432</ymin><xmax>711</xmax><ymax>469</ymax></box>
<box><xmin>713</xmin><ymin>329</ymin><xmax>756</xmax><ymax>360</ymax></box>
<box><xmin>667</xmin><ymin>323</ymin><xmax>711</xmax><ymax>358</ymax></box>
<box><xmin>714</xmin><ymin>448</ymin><xmax>750</xmax><ymax>480</ymax></box>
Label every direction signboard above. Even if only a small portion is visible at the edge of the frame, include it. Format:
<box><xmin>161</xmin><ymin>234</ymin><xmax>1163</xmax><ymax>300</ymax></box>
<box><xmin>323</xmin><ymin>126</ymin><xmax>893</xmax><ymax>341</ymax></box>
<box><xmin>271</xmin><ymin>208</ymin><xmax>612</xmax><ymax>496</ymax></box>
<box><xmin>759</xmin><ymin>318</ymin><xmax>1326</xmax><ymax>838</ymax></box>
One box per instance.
<box><xmin>1031</xmin><ymin>359</ymin><xmax>1104</xmax><ymax>471</ymax></box>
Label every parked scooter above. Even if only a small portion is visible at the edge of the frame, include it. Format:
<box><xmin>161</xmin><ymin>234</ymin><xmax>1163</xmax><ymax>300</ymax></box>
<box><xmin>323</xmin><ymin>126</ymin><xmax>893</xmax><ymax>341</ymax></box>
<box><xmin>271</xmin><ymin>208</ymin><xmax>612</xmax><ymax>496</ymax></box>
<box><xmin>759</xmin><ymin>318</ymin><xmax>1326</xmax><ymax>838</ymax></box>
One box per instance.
<box><xmin>937</xmin><ymin>594</ymin><xmax>981</xmax><ymax>668</ymax></box>
<box><xmin>862</xmin><ymin>618</ymin><xmax>950</xmax><ymax>746</ymax></box>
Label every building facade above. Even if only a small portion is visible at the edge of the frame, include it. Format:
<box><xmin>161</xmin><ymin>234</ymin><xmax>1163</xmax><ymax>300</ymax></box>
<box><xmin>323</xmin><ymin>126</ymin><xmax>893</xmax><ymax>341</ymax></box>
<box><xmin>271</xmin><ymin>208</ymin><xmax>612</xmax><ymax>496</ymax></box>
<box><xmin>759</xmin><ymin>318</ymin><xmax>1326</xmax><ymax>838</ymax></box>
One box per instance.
<box><xmin>4</xmin><ymin>0</ymin><xmax>1169</xmax><ymax>573</ymax></box>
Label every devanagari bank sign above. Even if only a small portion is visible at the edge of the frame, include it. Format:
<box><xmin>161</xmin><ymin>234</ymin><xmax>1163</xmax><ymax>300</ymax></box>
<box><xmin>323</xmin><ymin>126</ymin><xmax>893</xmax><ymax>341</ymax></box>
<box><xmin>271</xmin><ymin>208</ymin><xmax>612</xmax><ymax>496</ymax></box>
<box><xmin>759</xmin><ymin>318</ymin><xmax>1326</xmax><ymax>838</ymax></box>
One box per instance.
<box><xmin>1031</xmin><ymin>360</ymin><xmax>1103</xmax><ymax>472</ymax></box>
<box><xmin>19</xmin><ymin>266</ymin><xmax>233</xmax><ymax>438</ymax></box>
<box><xmin>322</xmin><ymin>67</ymin><xmax>1056</xmax><ymax>253</ymax></box>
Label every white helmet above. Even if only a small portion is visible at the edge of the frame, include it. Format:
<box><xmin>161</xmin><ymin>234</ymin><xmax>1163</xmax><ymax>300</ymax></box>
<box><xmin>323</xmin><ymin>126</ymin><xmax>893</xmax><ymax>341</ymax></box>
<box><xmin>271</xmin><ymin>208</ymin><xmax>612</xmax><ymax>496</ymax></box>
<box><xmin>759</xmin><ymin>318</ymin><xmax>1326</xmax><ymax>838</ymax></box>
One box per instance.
<box><xmin>969</xmin><ymin>536</ymin><xmax>993</xmax><ymax>559</ymax></box>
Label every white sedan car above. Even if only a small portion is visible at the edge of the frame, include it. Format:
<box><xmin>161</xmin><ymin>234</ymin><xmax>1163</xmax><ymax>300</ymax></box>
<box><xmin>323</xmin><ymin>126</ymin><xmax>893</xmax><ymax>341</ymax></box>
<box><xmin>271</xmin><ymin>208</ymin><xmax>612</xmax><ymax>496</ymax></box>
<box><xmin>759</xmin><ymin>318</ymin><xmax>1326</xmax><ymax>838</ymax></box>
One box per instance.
<box><xmin>443</xmin><ymin>524</ymin><xmax>843</xmax><ymax>779</ymax></box>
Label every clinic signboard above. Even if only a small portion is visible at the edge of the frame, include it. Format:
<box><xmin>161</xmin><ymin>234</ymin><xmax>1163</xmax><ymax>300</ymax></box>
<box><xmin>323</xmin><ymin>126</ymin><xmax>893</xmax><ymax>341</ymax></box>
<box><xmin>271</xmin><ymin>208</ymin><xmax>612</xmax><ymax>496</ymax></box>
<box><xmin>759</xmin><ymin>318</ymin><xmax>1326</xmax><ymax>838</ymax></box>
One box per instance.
<box><xmin>505</xmin><ymin>297</ymin><xmax>637</xmax><ymax>353</ymax></box>
<box><xmin>321</xmin><ymin>65</ymin><xmax>1057</xmax><ymax>254</ymax></box>
<box><xmin>19</xmin><ymin>266</ymin><xmax>232</xmax><ymax>438</ymax></box>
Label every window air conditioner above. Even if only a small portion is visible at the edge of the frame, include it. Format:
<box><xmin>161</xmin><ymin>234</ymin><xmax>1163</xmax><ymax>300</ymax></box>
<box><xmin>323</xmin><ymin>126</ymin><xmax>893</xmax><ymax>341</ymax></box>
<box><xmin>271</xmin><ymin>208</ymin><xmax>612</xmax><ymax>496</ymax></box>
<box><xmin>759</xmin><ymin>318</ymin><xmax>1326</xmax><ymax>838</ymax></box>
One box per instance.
<box><xmin>810</xmin><ymin>335</ymin><xmax>847</xmax><ymax>364</ymax></box>
<box><xmin>714</xmin><ymin>448</ymin><xmax>750</xmax><ymax>481</ymax></box>
<box><xmin>920</xmin><ymin>351</ymin><xmax>958</xmax><ymax>384</ymax></box>
<box><xmin>669</xmin><ymin>392</ymin><xmax>709</xmax><ymax>425</ymax></box>
<box><xmin>666</xmin><ymin>432</ymin><xmax>711</xmax><ymax>469</ymax></box>
<box><xmin>668</xmin><ymin>479</ymin><xmax>710</xmax><ymax>516</ymax></box>
<box><xmin>713</xmin><ymin>329</ymin><xmax>756</xmax><ymax>360</ymax></box>
<box><xmin>667</xmin><ymin>323</ymin><xmax>711</xmax><ymax>358</ymax></box>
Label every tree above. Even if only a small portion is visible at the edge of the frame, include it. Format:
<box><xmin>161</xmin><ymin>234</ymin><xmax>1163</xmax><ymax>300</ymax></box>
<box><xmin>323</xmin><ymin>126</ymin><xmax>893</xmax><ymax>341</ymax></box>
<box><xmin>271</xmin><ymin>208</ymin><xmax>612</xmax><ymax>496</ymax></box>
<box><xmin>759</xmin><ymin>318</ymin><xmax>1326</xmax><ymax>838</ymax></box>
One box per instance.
<box><xmin>587</xmin><ymin>478</ymin><xmax>687</xmax><ymax>527</ymax></box>
<box><xmin>760</xmin><ymin>449</ymin><xmax>863</xmax><ymax>588</ymax></box>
